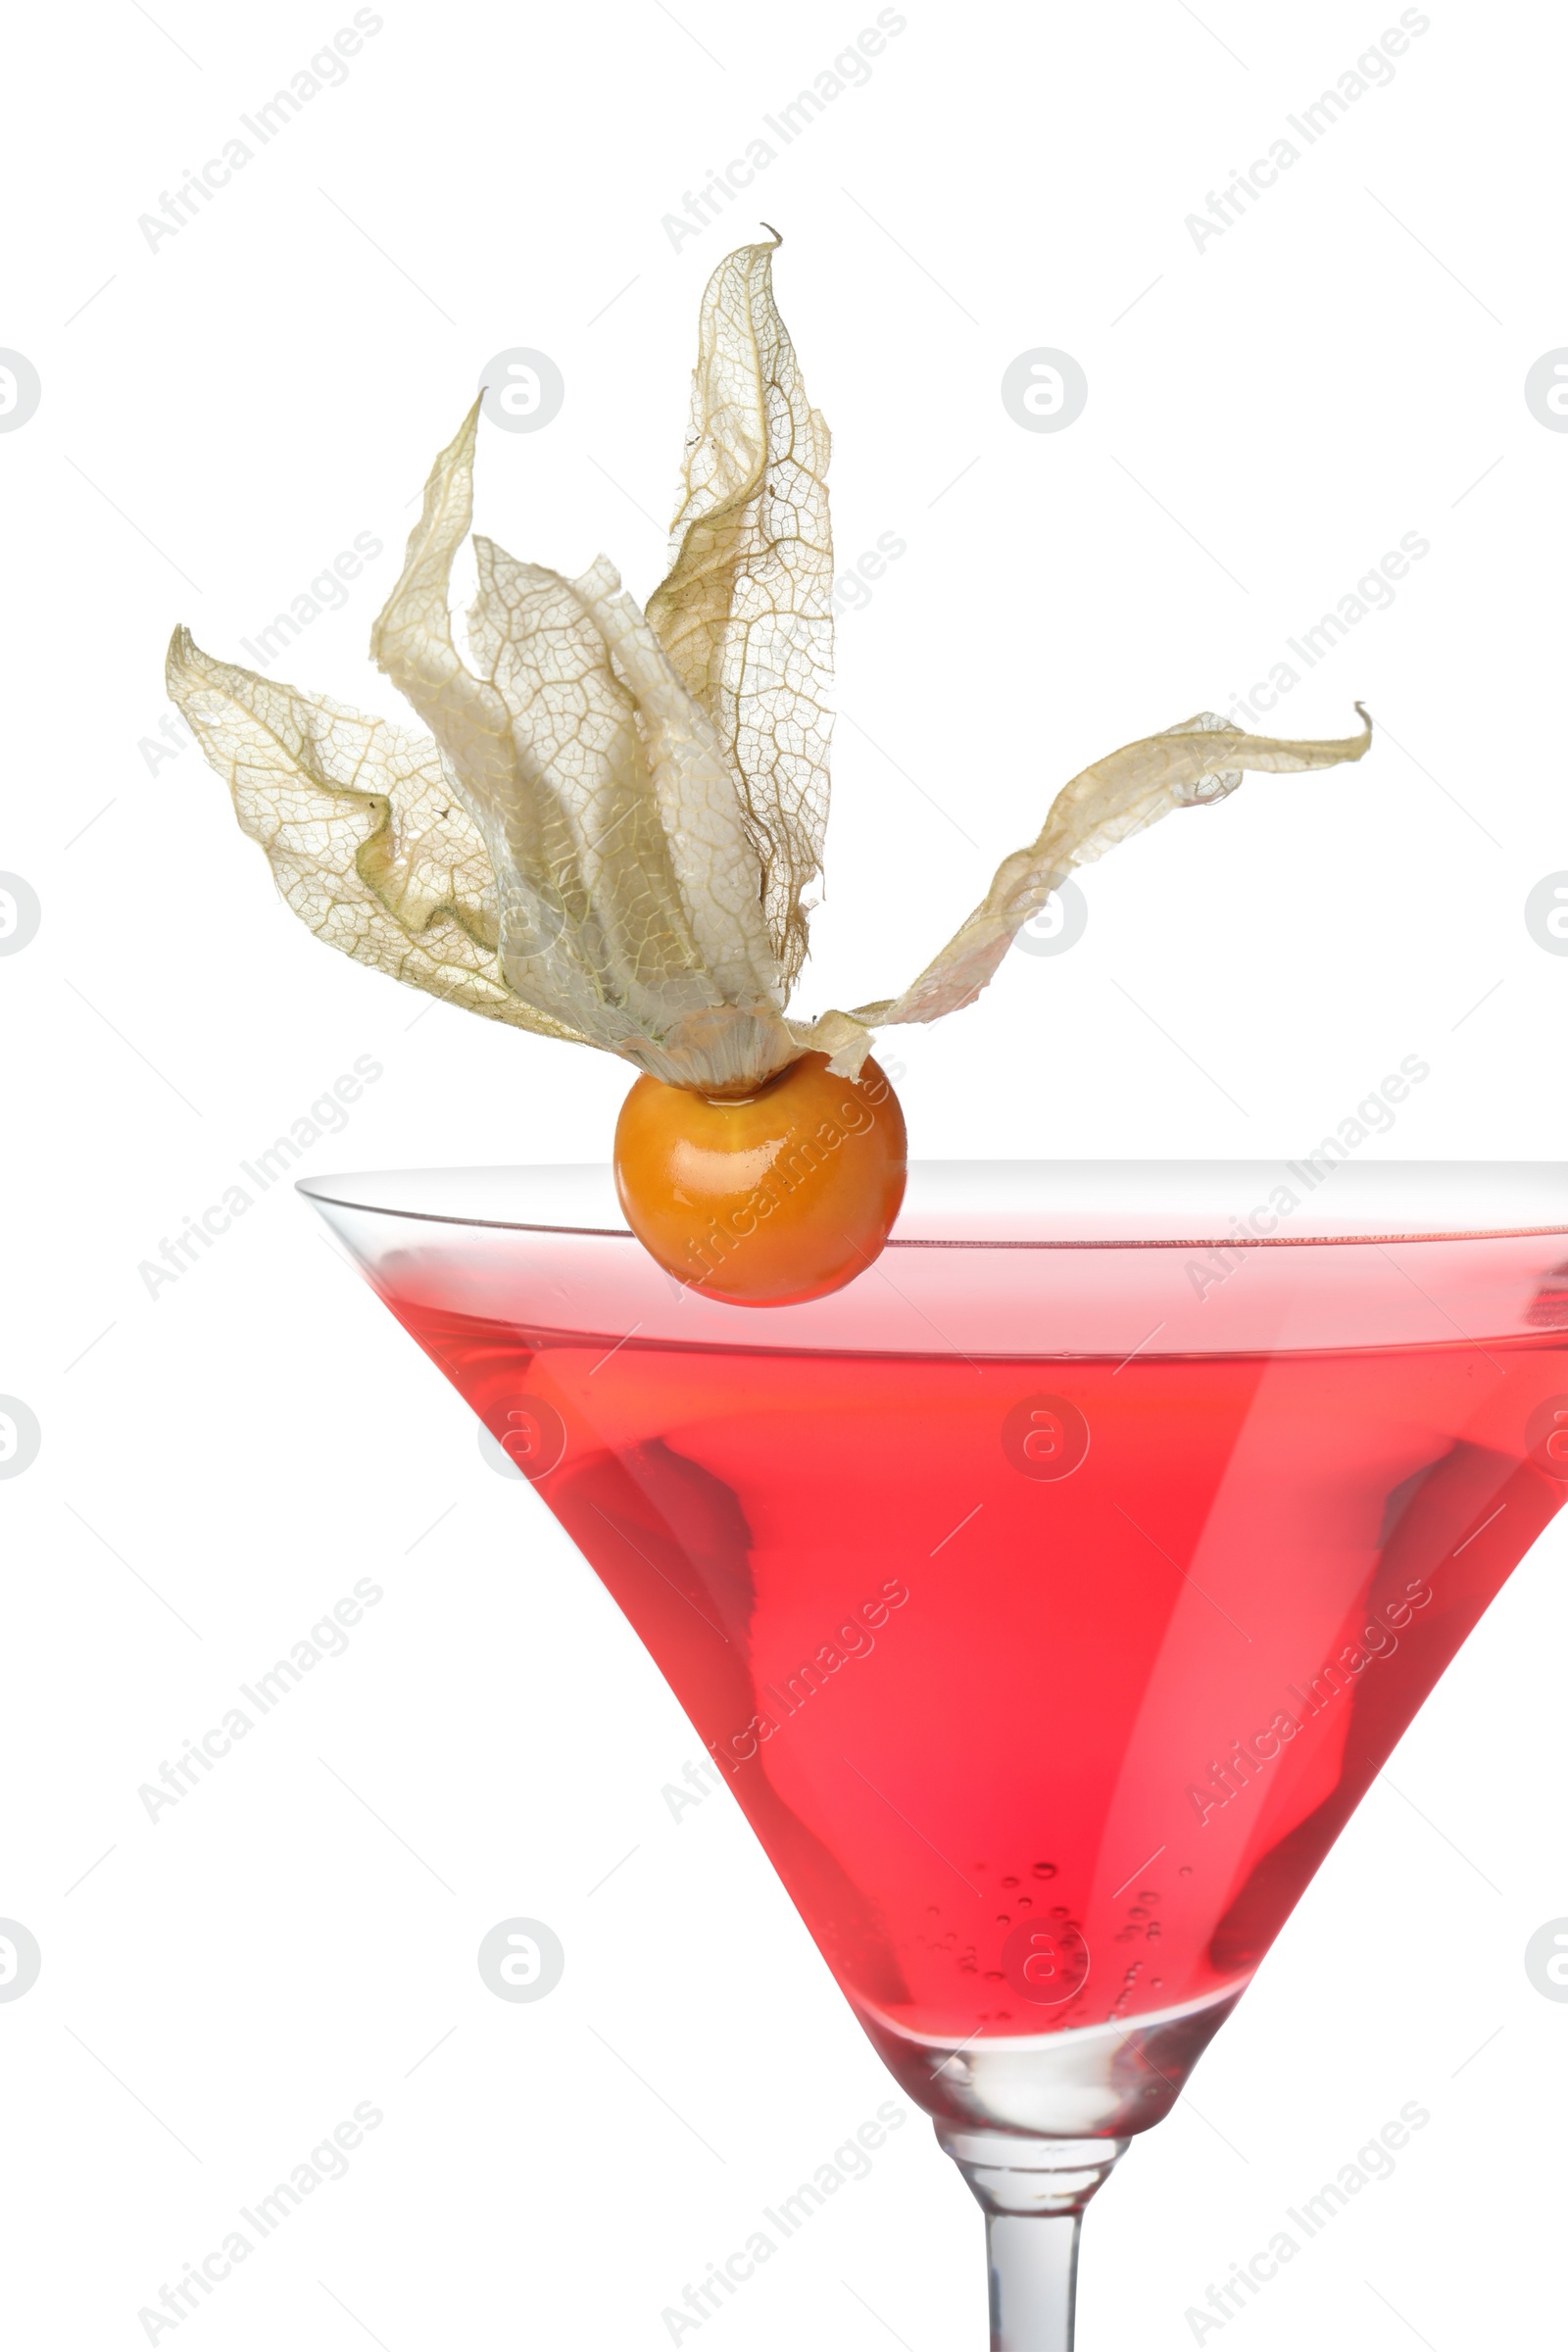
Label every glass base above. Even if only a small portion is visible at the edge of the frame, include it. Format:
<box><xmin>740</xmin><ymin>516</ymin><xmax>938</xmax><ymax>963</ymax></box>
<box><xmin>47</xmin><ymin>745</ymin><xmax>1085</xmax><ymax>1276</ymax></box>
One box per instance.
<box><xmin>852</xmin><ymin>1978</ymin><xmax>1249</xmax><ymax>2138</ymax></box>
<box><xmin>940</xmin><ymin>2131</ymin><xmax>1129</xmax><ymax>2352</ymax></box>
<box><xmin>856</xmin><ymin>1984</ymin><xmax>1249</xmax><ymax>2349</ymax></box>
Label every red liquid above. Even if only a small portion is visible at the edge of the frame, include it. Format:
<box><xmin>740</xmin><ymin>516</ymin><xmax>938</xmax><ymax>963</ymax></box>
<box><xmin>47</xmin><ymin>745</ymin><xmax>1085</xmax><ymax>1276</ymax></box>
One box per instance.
<box><xmin>386</xmin><ymin>1278</ymin><xmax>1568</xmax><ymax>2042</ymax></box>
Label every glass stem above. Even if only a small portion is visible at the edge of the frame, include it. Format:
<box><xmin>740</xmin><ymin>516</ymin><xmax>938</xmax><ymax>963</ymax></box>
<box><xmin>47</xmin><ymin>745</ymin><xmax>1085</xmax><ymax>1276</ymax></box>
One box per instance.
<box><xmin>937</xmin><ymin>2128</ymin><xmax>1129</xmax><ymax>2352</ymax></box>
<box><xmin>983</xmin><ymin>2211</ymin><xmax>1083</xmax><ymax>2352</ymax></box>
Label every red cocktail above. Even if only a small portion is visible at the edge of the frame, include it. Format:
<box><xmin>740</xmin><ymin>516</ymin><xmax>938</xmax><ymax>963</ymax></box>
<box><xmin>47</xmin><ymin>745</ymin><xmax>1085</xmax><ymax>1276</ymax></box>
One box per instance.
<box><xmin>304</xmin><ymin>1160</ymin><xmax>1568</xmax><ymax>2350</ymax></box>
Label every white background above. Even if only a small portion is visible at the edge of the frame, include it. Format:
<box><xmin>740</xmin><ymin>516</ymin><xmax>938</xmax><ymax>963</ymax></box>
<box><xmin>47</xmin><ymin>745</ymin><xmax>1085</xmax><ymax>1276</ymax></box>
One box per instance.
<box><xmin>3</xmin><ymin>1</ymin><xmax>1567</xmax><ymax>2345</ymax></box>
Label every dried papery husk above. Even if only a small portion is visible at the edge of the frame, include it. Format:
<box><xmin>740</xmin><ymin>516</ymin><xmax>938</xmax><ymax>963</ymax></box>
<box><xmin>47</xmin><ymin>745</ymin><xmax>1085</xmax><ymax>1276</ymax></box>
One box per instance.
<box><xmin>798</xmin><ymin>705</ymin><xmax>1375</xmax><ymax>1076</ymax></box>
<box><xmin>647</xmin><ymin>232</ymin><xmax>834</xmax><ymax>995</ymax></box>
<box><xmin>165</xmin><ymin>628</ymin><xmax>587</xmax><ymax>1043</ymax></box>
<box><xmin>169</xmin><ymin>238</ymin><xmax>1374</xmax><ymax>1098</ymax></box>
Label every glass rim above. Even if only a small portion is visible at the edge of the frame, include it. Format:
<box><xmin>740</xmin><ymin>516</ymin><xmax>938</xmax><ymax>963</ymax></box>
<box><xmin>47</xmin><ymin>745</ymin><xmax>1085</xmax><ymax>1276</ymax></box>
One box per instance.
<box><xmin>297</xmin><ymin>1160</ymin><xmax>1568</xmax><ymax>1250</ymax></box>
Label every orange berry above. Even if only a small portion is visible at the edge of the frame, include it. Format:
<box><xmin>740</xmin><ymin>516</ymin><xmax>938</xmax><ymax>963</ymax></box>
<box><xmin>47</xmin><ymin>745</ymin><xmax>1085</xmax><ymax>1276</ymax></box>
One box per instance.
<box><xmin>613</xmin><ymin>1053</ymin><xmax>907</xmax><ymax>1305</ymax></box>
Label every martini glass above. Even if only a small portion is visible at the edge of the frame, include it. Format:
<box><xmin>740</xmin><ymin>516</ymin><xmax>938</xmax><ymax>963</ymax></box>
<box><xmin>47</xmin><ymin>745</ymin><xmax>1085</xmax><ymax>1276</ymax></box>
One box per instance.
<box><xmin>301</xmin><ymin>1160</ymin><xmax>1568</xmax><ymax>2350</ymax></box>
